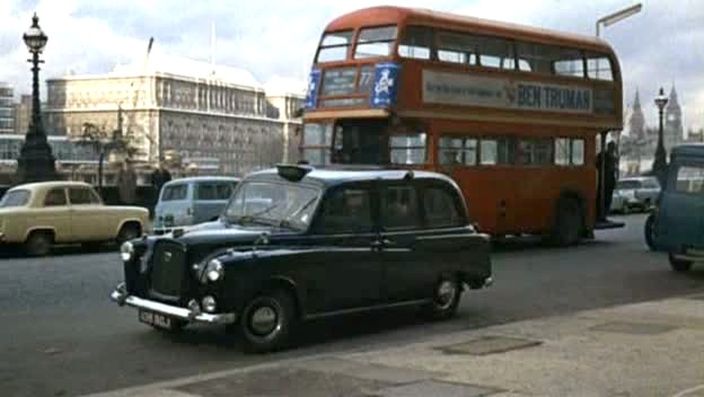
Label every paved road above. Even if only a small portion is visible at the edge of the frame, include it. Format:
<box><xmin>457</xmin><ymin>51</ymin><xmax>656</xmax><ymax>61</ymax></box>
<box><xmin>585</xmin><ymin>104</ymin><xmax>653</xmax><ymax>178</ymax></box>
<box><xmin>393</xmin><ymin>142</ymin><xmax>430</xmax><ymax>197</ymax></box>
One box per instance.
<box><xmin>1</xmin><ymin>214</ymin><xmax>702</xmax><ymax>397</ymax></box>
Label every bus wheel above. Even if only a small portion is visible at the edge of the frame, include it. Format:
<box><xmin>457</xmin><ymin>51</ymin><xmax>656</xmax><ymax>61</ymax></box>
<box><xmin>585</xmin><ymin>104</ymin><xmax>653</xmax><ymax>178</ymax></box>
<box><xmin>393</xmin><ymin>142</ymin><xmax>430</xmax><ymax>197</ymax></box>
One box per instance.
<box><xmin>550</xmin><ymin>198</ymin><xmax>583</xmax><ymax>247</ymax></box>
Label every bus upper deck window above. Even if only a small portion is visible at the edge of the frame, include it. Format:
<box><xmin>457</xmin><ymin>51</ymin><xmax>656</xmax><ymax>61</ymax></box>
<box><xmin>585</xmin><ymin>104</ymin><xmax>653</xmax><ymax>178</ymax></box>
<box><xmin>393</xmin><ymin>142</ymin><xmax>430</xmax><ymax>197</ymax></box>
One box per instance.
<box><xmin>398</xmin><ymin>26</ymin><xmax>432</xmax><ymax>60</ymax></box>
<box><xmin>587</xmin><ymin>55</ymin><xmax>613</xmax><ymax>81</ymax></box>
<box><xmin>317</xmin><ymin>30</ymin><xmax>354</xmax><ymax>63</ymax></box>
<box><xmin>354</xmin><ymin>26</ymin><xmax>397</xmax><ymax>59</ymax></box>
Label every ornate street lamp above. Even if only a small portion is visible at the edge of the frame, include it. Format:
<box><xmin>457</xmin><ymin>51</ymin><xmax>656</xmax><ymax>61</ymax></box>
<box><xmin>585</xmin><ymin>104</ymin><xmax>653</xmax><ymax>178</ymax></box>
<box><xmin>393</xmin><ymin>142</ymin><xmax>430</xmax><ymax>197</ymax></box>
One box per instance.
<box><xmin>15</xmin><ymin>13</ymin><xmax>57</xmax><ymax>184</ymax></box>
<box><xmin>652</xmin><ymin>87</ymin><xmax>669</xmax><ymax>184</ymax></box>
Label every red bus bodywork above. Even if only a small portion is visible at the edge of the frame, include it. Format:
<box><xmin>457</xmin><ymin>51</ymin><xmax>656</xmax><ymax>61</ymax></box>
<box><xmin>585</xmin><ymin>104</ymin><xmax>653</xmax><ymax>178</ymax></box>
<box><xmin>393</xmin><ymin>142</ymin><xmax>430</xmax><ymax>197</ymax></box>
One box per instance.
<box><xmin>302</xmin><ymin>6</ymin><xmax>623</xmax><ymax>239</ymax></box>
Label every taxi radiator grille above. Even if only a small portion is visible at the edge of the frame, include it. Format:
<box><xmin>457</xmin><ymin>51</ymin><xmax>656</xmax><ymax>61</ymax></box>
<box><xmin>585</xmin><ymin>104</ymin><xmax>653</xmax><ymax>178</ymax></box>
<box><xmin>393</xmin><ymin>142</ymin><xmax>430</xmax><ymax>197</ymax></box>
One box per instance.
<box><xmin>150</xmin><ymin>241</ymin><xmax>187</xmax><ymax>298</ymax></box>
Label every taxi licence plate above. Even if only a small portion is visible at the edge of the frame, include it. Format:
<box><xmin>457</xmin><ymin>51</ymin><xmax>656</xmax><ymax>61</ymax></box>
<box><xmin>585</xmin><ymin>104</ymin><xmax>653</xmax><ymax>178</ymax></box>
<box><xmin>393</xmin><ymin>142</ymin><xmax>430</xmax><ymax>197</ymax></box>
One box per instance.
<box><xmin>138</xmin><ymin>309</ymin><xmax>173</xmax><ymax>329</ymax></box>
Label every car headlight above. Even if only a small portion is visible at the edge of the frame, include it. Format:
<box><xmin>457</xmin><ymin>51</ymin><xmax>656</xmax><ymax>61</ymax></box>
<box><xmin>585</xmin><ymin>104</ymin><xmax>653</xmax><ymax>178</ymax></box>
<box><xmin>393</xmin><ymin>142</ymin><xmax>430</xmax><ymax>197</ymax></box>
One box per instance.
<box><xmin>205</xmin><ymin>258</ymin><xmax>224</xmax><ymax>282</ymax></box>
<box><xmin>120</xmin><ymin>241</ymin><xmax>134</xmax><ymax>262</ymax></box>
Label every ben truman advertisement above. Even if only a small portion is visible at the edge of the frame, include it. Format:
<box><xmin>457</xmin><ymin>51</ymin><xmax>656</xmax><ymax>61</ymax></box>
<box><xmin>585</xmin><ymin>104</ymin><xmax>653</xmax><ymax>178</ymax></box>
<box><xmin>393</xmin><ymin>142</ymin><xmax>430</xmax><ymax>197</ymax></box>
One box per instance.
<box><xmin>423</xmin><ymin>70</ymin><xmax>593</xmax><ymax>114</ymax></box>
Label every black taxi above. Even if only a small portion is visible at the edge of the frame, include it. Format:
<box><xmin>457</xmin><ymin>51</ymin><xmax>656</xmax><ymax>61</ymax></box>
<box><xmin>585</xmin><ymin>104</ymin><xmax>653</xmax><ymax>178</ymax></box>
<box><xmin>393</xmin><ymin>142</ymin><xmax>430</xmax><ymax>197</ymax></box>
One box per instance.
<box><xmin>111</xmin><ymin>165</ymin><xmax>493</xmax><ymax>352</ymax></box>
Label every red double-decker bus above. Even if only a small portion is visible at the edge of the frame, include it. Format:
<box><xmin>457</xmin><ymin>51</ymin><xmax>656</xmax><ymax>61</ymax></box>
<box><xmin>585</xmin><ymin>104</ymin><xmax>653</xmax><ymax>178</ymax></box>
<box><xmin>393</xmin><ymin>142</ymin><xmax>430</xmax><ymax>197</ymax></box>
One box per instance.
<box><xmin>301</xmin><ymin>6</ymin><xmax>623</xmax><ymax>245</ymax></box>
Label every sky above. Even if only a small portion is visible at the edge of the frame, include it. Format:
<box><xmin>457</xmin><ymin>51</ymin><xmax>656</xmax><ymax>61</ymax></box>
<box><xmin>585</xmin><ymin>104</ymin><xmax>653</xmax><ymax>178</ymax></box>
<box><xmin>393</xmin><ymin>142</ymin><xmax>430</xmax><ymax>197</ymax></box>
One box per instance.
<box><xmin>1</xmin><ymin>0</ymin><xmax>703</xmax><ymax>133</ymax></box>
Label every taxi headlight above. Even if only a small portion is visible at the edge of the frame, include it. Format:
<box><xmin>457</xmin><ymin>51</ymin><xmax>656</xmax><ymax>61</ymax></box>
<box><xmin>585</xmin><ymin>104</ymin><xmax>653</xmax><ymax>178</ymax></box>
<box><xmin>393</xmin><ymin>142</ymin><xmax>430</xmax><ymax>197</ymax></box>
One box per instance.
<box><xmin>120</xmin><ymin>241</ymin><xmax>134</xmax><ymax>262</ymax></box>
<box><xmin>205</xmin><ymin>258</ymin><xmax>224</xmax><ymax>282</ymax></box>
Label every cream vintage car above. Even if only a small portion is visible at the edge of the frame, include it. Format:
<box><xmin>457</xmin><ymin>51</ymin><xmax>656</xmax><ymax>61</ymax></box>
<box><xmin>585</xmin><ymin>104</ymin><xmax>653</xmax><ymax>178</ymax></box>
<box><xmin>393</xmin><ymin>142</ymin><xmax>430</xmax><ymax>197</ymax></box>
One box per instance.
<box><xmin>0</xmin><ymin>181</ymin><xmax>149</xmax><ymax>256</ymax></box>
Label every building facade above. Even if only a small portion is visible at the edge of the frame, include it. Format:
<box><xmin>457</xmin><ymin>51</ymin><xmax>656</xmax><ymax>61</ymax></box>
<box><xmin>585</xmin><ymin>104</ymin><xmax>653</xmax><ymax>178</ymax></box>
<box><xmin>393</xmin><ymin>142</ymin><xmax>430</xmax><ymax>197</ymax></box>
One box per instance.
<box><xmin>44</xmin><ymin>54</ymin><xmax>303</xmax><ymax>177</ymax></box>
<box><xmin>12</xmin><ymin>94</ymin><xmax>32</xmax><ymax>136</ymax></box>
<box><xmin>0</xmin><ymin>83</ymin><xmax>14</xmax><ymax>135</ymax></box>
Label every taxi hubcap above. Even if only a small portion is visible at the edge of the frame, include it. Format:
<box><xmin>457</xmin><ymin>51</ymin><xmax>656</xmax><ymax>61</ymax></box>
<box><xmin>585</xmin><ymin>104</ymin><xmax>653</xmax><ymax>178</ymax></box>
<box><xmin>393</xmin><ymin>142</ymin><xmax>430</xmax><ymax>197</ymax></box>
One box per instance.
<box><xmin>436</xmin><ymin>281</ymin><xmax>457</xmax><ymax>310</ymax></box>
<box><xmin>250</xmin><ymin>306</ymin><xmax>278</xmax><ymax>335</ymax></box>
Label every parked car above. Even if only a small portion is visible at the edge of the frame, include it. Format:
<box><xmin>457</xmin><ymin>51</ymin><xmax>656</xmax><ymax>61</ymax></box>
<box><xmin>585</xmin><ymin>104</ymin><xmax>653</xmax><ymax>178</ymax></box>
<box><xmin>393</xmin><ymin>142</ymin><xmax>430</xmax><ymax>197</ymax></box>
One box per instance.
<box><xmin>153</xmin><ymin>176</ymin><xmax>239</xmax><ymax>234</ymax></box>
<box><xmin>0</xmin><ymin>181</ymin><xmax>149</xmax><ymax>256</ymax></box>
<box><xmin>652</xmin><ymin>144</ymin><xmax>704</xmax><ymax>272</ymax></box>
<box><xmin>610</xmin><ymin>176</ymin><xmax>660</xmax><ymax>213</ymax></box>
<box><xmin>111</xmin><ymin>165</ymin><xmax>493</xmax><ymax>352</ymax></box>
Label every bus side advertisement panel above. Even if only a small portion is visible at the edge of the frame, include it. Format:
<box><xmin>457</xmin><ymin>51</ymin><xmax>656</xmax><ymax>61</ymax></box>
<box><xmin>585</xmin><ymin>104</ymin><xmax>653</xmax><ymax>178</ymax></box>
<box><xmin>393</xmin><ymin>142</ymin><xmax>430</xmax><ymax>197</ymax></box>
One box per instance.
<box><xmin>422</xmin><ymin>70</ymin><xmax>593</xmax><ymax>115</ymax></box>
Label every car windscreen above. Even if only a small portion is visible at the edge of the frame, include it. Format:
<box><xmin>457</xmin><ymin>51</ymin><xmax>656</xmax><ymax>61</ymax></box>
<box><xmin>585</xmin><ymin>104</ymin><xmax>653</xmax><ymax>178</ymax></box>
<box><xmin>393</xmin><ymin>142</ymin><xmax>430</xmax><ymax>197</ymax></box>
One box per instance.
<box><xmin>161</xmin><ymin>184</ymin><xmax>188</xmax><ymax>201</ymax></box>
<box><xmin>224</xmin><ymin>181</ymin><xmax>320</xmax><ymax>231</ymax></box>
<box><xmin>0</xmin><ymin>189</ymin><xmax>30</xmax><ymax>207</ymax></box>
<box><xmin>196</xmin><ymin>182</ymin><xmax>236</xmax><ymax>201</ymax></box>
<box><xmin>616</xmin><ymin>180</ymin><xmax>641</xmax><ymax>190</ymax></box>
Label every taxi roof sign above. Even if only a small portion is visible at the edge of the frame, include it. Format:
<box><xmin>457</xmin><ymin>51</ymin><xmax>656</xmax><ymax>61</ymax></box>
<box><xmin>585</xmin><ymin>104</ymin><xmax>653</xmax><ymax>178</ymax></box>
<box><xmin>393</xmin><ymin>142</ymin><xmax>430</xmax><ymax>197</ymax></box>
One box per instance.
<box><xmin>276</xmin><ymin>164</ymin><xmax>313</xmax><ymax>181</ymax></box>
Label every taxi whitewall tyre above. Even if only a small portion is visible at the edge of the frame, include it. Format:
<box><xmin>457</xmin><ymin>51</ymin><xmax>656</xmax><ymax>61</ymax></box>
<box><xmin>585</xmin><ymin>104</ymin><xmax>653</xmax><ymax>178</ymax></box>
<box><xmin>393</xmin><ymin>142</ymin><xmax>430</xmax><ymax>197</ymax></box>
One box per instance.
<box><xmin>424</xmin><ymin>276</ymin><xmax>462</xmax><ymax>320</ymax></box>
<box><xmin>24</xmin><ymin>231</ymin><xmax>53</xmax><ymax>257</ymax></box>
<box><xmin>240</xmin><ymin>289</ymin><xmax>296</xmax><ymax>353</ymax></box>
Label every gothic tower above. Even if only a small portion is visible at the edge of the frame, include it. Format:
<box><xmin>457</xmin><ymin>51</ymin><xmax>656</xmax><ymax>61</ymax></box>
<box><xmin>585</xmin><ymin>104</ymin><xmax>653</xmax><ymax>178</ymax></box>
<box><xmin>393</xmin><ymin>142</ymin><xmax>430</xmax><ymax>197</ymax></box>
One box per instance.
<box><xmin>628</xmin><ymin>89</ymin><xmax>646</xmax><ymax>140</ymax></box>
<box><xmin>664</xmin><ymin>84</ymin><xmax>683</xmax><ymax>148</ymax></box>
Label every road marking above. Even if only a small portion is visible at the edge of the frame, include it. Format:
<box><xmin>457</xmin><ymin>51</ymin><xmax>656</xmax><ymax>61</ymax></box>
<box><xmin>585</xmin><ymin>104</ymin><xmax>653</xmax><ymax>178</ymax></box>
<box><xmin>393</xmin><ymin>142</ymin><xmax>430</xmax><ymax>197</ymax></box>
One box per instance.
<box><xmin>672</xmin><ymin>384</ymin><xmax>704</xmax><ymax>397</ymax></box>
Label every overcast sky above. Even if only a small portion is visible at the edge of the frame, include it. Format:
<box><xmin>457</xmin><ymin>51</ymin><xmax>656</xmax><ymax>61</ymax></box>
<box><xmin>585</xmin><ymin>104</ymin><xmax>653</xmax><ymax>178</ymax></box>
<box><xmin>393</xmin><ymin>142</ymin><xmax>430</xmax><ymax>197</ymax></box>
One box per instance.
<box><xmin>1</xmin><ymin>0</ymin><xmax>702</xmax><ymax>132</ymax></box>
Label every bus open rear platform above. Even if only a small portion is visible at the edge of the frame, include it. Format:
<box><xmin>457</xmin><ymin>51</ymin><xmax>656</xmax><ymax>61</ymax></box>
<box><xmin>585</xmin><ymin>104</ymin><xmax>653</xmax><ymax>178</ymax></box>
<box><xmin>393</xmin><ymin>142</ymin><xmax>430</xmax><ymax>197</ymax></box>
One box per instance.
<box><xmin>595</xmin><ymin>219</ymin><xmax>626</xmax><ymax>230</ymax></box>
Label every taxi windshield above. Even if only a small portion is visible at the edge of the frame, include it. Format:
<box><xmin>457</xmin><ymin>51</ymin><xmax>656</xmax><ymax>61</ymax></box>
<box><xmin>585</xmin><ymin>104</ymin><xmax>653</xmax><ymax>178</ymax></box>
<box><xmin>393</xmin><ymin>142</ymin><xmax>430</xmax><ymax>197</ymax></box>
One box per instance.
<box><xmin>224</xmin><ymin>181</ymin><xmax>321</xmax><ymax>231</ymax></box>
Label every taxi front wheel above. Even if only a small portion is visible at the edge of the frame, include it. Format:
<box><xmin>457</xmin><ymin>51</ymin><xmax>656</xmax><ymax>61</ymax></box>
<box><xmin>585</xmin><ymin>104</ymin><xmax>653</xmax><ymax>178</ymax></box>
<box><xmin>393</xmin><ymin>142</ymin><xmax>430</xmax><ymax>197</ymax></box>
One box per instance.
<box><xmin>240</xmin><ymin>289</ymin><xmax>296</xmax><ymax>353</ymax></box>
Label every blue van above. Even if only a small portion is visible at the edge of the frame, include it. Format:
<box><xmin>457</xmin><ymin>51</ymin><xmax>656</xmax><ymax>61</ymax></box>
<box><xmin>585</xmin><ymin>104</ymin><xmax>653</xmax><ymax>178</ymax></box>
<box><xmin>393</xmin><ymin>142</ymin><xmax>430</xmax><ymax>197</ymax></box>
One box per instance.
<box><xmin>653</xmin><ymin>144</ymin><xmax>704</xmax><ymax>272</ymax></box>
<box><xmin>153</xmin><ymin>176</ymin><xmax>239</xmax><ymax>234</ymax></box>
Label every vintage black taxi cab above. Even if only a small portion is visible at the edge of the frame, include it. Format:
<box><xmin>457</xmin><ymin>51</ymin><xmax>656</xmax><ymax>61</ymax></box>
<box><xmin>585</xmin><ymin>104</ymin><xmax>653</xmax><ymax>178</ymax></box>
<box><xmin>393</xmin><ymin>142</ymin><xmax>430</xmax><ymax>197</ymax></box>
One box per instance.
<box><xmin>110</xmin><ymin>165</ymin><xmax>492</xmax><ymax>352</ymax></box>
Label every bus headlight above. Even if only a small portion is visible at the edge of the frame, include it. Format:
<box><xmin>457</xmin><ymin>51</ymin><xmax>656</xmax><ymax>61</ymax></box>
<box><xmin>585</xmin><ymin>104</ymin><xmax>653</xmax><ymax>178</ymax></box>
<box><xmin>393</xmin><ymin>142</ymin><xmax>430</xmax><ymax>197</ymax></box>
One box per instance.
<box><xmin>120</xmin><ymin>241</ymin><xmax>134</xmax><ymax>262</ymax></box>
<box><xmin>205</xmin><ymin>259</ymin><xmax>224</xmax><ymax>282</ymax></box>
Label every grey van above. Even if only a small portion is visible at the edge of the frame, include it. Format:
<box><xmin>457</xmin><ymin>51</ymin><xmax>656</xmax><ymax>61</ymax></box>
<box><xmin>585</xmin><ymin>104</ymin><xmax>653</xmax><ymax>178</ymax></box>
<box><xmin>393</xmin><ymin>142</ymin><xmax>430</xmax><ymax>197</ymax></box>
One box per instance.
<box><xmin>153</xmin><ymin>177</ymin><xmax>239</xmax><ymax>234</ymax></box>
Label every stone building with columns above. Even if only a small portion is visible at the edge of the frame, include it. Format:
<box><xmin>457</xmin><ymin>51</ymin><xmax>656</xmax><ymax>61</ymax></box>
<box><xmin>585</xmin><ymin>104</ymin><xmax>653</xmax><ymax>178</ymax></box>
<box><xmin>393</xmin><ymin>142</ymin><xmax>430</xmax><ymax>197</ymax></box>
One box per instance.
<box><xmin>43</xmin><ymin>52</ymin><xmax>303</xmax><ymax>177</ymax></box>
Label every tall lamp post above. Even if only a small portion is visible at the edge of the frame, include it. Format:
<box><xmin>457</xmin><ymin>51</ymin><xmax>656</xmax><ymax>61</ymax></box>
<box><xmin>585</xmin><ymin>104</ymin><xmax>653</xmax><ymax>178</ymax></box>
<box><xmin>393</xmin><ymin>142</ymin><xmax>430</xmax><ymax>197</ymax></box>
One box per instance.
<box><xmin>652</xmin><ymin>87</ymin><xmax>669</xmax><ymax>184</ymax></box>
<box><xmin>15</xmin><ymin>13</ymin><xmax>56</xmax><ymax>184</ymax></box>
<box><xmin>594</xmin><ymin>3</ymin><xmax>641</xmax><ymax>221</ymax></box>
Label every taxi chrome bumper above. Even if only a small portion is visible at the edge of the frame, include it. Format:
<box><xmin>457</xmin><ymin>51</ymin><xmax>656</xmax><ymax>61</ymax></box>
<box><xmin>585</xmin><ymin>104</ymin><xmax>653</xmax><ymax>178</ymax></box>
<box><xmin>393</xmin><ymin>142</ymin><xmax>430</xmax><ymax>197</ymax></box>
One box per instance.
<box><xmin>110</xmin><ymin>283</ymin><xmax>236</xmax><ymax>325</ymax></box>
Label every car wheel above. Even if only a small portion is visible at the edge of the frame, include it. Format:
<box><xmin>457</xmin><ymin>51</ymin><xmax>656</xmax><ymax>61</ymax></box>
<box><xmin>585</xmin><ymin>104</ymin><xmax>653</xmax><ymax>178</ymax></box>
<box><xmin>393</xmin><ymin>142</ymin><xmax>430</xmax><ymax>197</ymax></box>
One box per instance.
<box><xmin>24</xmin><ymin>231</ymin><xmax>53</xmax><ymax>257</ymax></box>
<box><xmin>424</xmin><ymin>277</ymin><xmax>462</xmax><ymax>321</ymax></box>
<box><xmin>240</xmin><ymin>289</ymin><xmax>296</xmax><ymax>353</ymax></box>
<box><xmin>550</xmin><ymin>198</ymin><xmax>583</xmax><ymax>246</ymax></box>
<box><xmin>644</xmin><ymin>213</ymin><xmax>656</xmax><ymax>251</ymax></box>
<box><xmin>117</xmin><ymin>223</ymin><xmax>141</xmax><ymax>244</ymax></box>
<box><xmin>668</xmin><ymin>253</ymin><xmax>693</xmax><ymax>273</ymax></box>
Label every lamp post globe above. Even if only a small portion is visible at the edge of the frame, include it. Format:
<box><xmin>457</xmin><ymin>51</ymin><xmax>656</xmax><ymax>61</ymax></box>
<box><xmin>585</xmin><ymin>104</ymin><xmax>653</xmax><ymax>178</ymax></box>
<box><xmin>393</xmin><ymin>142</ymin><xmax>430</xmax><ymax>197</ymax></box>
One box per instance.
<box><xmin>15</xmin><ymin>13</ymin><xmax>57</xmax><ymax>184</ymax></box>
<box><xmin>652</xmin><ymin>87</ymin><xmax>669</xmax><ymax>185</ymax></box>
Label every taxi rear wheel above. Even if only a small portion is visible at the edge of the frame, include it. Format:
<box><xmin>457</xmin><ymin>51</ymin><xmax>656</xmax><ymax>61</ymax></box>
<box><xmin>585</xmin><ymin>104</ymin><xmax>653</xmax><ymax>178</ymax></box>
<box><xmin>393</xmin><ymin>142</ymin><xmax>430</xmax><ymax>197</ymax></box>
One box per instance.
<box><xmin>240</xmin><ymin>289</ymin><xmax>295</xmax><ymax>353</ymax></box>
<box><xmin>423</xmin><ymin>277</ymin><xmax>462</xmax><ymax>321</ymax></box>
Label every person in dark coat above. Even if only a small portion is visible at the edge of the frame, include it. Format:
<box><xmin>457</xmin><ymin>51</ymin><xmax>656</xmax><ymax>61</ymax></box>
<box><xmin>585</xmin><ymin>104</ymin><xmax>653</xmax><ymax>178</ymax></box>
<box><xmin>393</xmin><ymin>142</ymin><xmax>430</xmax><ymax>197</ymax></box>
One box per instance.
<box><xmin>596</xmin><ymin>141</ymin><xmax>618</xmax><ymax>219</ymax></box>
<box><xmin>151</xmin><ymin>162</ymin><xmax>172</xmax><ymax>195</ymax></box>
<box><xmin>117</xmin><ymin>160</ymin><xmax>137</xmax><ymax>205</ymax></box>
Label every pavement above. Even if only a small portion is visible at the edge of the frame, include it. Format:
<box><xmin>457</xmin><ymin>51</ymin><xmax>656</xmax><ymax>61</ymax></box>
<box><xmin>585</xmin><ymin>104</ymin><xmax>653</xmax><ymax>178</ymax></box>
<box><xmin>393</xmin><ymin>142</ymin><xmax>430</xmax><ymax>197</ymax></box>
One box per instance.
<box><xmin>85</xmin><ymin>293</ymin><xmax>704</xmax><ymax>397</ymax></box>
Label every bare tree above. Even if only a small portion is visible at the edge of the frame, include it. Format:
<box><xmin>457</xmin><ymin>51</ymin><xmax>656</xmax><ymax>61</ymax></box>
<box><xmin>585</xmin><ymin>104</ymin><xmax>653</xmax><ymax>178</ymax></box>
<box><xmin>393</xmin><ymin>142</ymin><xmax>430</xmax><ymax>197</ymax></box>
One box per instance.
<box><xmin>75</xmin><ymin>122</ymin><xmax>138</xmax><ymax>195</ymax></box>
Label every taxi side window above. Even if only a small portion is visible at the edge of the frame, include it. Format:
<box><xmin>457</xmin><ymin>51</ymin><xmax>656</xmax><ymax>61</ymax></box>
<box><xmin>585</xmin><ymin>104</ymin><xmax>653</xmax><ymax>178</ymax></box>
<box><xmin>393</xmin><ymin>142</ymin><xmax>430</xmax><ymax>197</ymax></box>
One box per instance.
<box><xmin>423</xmin><ymin>185</ymin><xmax>464</xmax><ymax>228</ymax></box>
<box><xmin>44</xmin><ymin>188</ymin><xmax>67</xmax><ymax>207</ymax></box>
<box><xmin>317</xmin><ymin>187</ymin><xmax>373</xmax><ymax>234</ymax></box>
<box><xmin>381</xmin><ymin>185</ymin><xmax>420</xmax><ymax>230</ymax></box>
<box><xmin>674</xmin><ymin>165</ymin><xmax>704</xmax><ymax>194</ymax></box>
